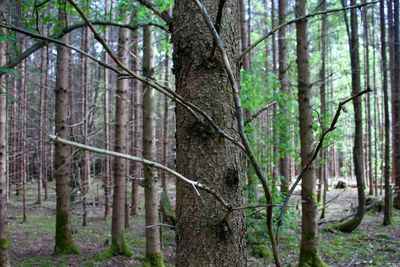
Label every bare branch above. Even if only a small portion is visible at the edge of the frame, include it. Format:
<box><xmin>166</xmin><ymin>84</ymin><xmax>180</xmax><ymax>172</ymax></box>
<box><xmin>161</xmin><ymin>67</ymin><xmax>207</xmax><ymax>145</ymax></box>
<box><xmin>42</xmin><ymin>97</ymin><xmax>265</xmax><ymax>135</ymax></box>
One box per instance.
<box><xmin>49</xmin><ymin>134</ymin><xmax>230</xmax><ymax>209</ymax></box>
<box><xmin>209</xmin><ymin>0</ymin><xmax>226</xmax><ymax>61</ymax></box>
<box><xmin>136</xmin><ymin>0</ymin><xmax>172</xmax><ymax>26</ymax></box>
<box><xmin>244</xmin><ymin>102</ymin><xmax>277</xmax><ymax>126</ymax></box>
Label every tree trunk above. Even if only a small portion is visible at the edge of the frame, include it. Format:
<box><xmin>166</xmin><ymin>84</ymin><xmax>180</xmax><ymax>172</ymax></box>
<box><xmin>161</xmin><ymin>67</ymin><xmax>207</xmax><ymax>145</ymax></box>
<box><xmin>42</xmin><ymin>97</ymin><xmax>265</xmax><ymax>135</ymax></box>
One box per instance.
<box><xmin>380</xmin><ymin>0</ymin><xmax>393</xmax><ymax>225</ymax></box>
<box><xmin>130</xmin><ymin>25</ymin><xmax>140</xmax><ymax>216</ymax></box>
<box><xmin>107</xmin><ymin>22</ymin><xmax>132</xmax><ymax>256</ymax></box>
<box><xmin>172</xmin><ymin>1</ymin><xmax>246</xmax><ymax>266</ymax></box>
<box><xmin>161</xmin><ymin>45</ymin><xmax>170</xmax><ymax>192</ymax></box>
<box><xmin>337</xmin><ymin>0</ymin><xmax>366</xmax><ymax>233</ymax></box>
<box><xmin>81</xmin><ymin>21</ymin><xmax>91</xmax><ymax>227</ymax></box>
<box><xmin>0</xmin><ymin>1</ymin><xmax>10</xmax><ymax>263</ymax></box>
<box><xmin>53</xmin><ymin>0</ymin><xmax>79</xmax><ymax>255</ymax></box>
<box><xmin>103</xmin><ymin>0</ymin><xmax>111</xmax><ymax>219</ymax></box>
<box><xmin>295</xmin><ymin>0</ymin><xmax>326</xmax><ymax>265</ymax></box>
<box><xmin>319</xmin><ymin>0</ymin><xmax>328</xmax><ymax>220</ymax></box>
<box><xmin>389</xmin><ymin>0</ymin><xmax>400</xmax><ymax>210</ymax></box>
<box><xmin>278</xmin><ymin>0</ymin><xmax>289</xmax><ymax>194</ymax></box>
<box><xmin>142</xmin><ymin>25</ymin><xmax>164</xmax><ymax>266</ymax></box>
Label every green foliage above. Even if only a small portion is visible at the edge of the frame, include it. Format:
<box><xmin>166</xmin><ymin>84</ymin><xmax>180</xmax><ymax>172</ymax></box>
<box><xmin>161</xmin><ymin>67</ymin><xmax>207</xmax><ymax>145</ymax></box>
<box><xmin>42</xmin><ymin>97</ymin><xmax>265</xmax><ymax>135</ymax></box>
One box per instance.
<box><xmin>0</xmin><ymin>237</ymin><xmax>9</xmax><ymax>250</ymax></box>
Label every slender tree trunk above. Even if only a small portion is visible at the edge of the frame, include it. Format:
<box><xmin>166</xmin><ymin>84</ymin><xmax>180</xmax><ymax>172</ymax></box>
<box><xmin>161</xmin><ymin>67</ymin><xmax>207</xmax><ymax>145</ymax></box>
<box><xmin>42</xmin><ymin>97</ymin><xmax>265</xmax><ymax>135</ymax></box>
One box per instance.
<box><xmin>130</xmin><ymin>25</ymin><xmax>140</xmax><ymax>216</ymax></box>
<box><xmin>53</xmin><ymin>0</ymin><xmax>79</xmax><ymax>255</ymax></box>
<box><xmin>278</xmin><ymin>0</ymin><xmax>289</xmax><ymax>194</ymax></box>
<box><xmin>296</xmin><ymin>0</ymin><xmax>326</xmax><ymax>265</ymax></box>
<box><xmin>0</xmin><ymin>2</ymin><xmax>10</xmax><ymax>263</ymax></box>
<box><xmin>338</xmin><ymin>0</ymin><xmax>366</xmax><ymax>233</ymax></box>
<box><xmin>239</xmin><ymin>0</ymin><xmax>250</xmax><ymax>69</ymax></box>
<box><xmin>142</xmin><ymin>25</ymin><xmax>164</xmax><ymax>266</ymax></box>
<box><xmin>172</xmin><ymin>1</ymin><xmax>246</xmax><ymax>265</ymax></box>
<box><xmin>103</xmin><ymin>0</ymin><xmax>111</xmax><ymax>219</ymax></box>
<box><xmin>81</xmin><ymin>21</ymin><xmax>91</xmax><ymax>227</ymax></box>
<box><xmin>319</xmin><ymin>0</ymin><xmax>328</xmax><ymax>220</ymax></box>
<box><xmin>161</xmin><ymin>45</ymin><xmax>170</xmax><ymax>192</ymax></box>
<box><xmin>19</xmin><ymin>60</ymin><xmax>27</xmax><ymax>223</ymax></box>
<box><xmin>389</xmin><ymin>0</ymin><xmax>400</xmax><ymax>209</ymax></box>
<box><xmin>107</xmin><ymin>22</ymin><xmax>132</xmax><ymax>256</ymax></box>
<box><xmin>381</xmin><ymin>0</ymin><xmax>393</xmax><ymax>225</ymax></box>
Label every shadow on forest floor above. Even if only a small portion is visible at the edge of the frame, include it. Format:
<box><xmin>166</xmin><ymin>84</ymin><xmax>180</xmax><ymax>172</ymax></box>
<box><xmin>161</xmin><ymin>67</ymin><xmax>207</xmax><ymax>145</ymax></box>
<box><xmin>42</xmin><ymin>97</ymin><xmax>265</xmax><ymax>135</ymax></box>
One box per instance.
<box><xmin>6</xmin><ymin>180</ymin><xmax>400</xmax><ymax>266</ymax></box>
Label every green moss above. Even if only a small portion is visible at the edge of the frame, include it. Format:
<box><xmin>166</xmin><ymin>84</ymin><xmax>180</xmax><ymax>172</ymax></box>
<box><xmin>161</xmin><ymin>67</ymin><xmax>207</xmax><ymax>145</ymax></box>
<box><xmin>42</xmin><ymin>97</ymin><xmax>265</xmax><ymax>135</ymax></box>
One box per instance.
<box><xmin>53</xmin><ymin>211</ymin><xmax>80</xmax><ymax>256</ymax></box>
<box><xmin>251</xmin><ymin>245</ymin><xmax>272</xmax><ymax>260</ymax></box>
<box><xmin>299</xmin><ymin>247</ymin><xmax>328</xmax><ymax>267</ymax></box>
<box><xmin>96</xmin><ymin>239</ymin><xmax>132</xmax><ymax>260</ymax></box>
<box><xmin>0</xmin><ymin>237</ymin><xmax>9</xmax><ymax>250</ymax></box>
<box><xmin>143</xmin><ymin>252</ymin><xmax>165</xmax><ymax>267</ymax></box>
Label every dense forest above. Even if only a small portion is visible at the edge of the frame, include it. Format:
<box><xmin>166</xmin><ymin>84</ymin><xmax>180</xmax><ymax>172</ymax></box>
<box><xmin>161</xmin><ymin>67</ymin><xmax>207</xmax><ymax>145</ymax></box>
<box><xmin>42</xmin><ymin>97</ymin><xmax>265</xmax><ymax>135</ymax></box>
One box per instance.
<box><xmin>0</xmin><ymin>0</ymin><xmax>399</xmax><ymax>266</ymax></box>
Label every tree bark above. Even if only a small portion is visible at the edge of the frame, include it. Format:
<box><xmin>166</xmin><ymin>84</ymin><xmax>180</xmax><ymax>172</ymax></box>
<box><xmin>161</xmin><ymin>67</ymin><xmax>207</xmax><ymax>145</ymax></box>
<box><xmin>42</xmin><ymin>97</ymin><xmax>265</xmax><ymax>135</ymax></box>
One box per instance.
<box><xmin>142</xmin><ymin>25</ymin><xmax>164</xmax><ymax>266</ymax></box>
<box><xmin>295</xmin><ymin>0</ymin><xmax>326</xmax><ymax>265</ymax></box>
<box><xmin>278</xmin><ymin>0</ymin><xmax>289</xmax><ymax>194</ymax></box>
<box><xmin>381</xmin><ymin>0</ymin><xmax>393</xmax><ymax>225</ymax></box>
<box><xmin>107</xmin><ymin>22</ymin><xmax>132</xmax><ymax>256</ymax></box>
<box><xmin>172</xmin><ymin>1</ymin><xmax>246</xmax><ymax>266</ymax></box>
<box><xmin>337</xmin><ymin>0</ymin><xmax>366</xmax><ymax>233</ymax></box>
<box><xmin>103</xmin><ymin>0</ymin><xmax>111</xmax><ymax>219</ymax></box>
<box><xmin>53</xmin><ymin>0</ymin><xmax>79</xmax><ymax>255</ymax></box>
<box><xmin>0</xmin><ymin>1</ymin><xmax>10</xmax><ymax>264</ymax></box>
<box><xmin>389</xmin><ymin>0</ymin><xmax>400</xmax><ymax>210</ymax></box>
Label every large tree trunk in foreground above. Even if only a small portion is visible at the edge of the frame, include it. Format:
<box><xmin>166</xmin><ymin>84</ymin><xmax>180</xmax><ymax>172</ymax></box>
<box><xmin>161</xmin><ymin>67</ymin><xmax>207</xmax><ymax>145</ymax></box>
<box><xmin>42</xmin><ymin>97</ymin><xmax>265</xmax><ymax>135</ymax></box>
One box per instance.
<box><xmin>142</xmin><ymin>25</ymin><xmax>164</xmax><ymax>266</ymax></box>
<box><xmin>53</xmin><ymin>0</ymin><xmax>79</xmax><ymax>255</ymax></box>
<box><xmin>172</xmin><ymin>1</ymin><xmax>246</xmax><ymax>266</ymax></box>
<box><xmin>0</xmin><ymin>1</ymin><xmax>10</xmax><ymax>264</ymax></box>
<box><xmin>107</xmin><ymin>23</ymin><xmax>132</xmax><ymax>256</ymax></box>
<box><xmin>295</xmin><ymin>0</ymin><xmax>326</xmax><ymax>265</ymax></box>
<box><xmin>337</xmin><ymin>0</ymin><xmax>366</xmax><ymax>233</ymax></box>
<box><xmin>380</xmin><ymin>0</ymin><xmax>393</xmax><ymax>225</ymax></box>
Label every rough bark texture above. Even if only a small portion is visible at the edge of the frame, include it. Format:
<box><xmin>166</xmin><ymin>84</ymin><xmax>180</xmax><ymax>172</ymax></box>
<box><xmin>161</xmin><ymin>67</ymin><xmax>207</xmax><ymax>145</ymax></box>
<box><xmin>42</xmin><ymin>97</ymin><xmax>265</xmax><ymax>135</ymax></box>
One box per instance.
<box><xmin>108</xmin><ymin>23</ymin><xmax>132</xmax><ymax>256</ymax></box>
<box><xmin>172</xmin><ymin>1</ymin><xmax>246</xmax><ymax>266</ymax></box>
<box><xmin>337</xmin><ymin>0</ymin><xmax>366</xmax><ymax>233</ymax></box>
<box><xmin>381</xmin><ymin>0</ymin><xmax>393</xmax><ymax>225</ymax></box>
<box><xmin>0</xmin><ymin>1</ymin><xmax>10</xmax><ymax>264</ymax></box>
<box><xmin>142</xmin><ymin>25</ymin><xmax>164</xmax><ymax>266</ymax></box>
<box><xmin>296</xmin><ymin>1</ymin><xmax>326</xmax><ymax>266</ymax></box>
<box><xmin>53</xmin><ymin>0</ymin><xmax>79</xmax><ymax>255</ymax></box>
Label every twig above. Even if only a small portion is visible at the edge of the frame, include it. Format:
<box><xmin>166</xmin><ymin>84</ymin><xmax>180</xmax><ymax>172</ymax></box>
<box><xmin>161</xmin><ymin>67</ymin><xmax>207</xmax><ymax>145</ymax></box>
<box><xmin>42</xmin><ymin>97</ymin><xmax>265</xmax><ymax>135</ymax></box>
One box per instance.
<box><xmin>146</xmin><ymin>223</ymin><xmax>175</xmax><ymax>230</ymax></box>
<box><xmin>49</xmin><ymin>134</ymin><xmax>230</xmax><ymax>209</ymax></box>
<box><xmin>238</xmin><ymin>1</ymin><xmax>379</xmax><ymax>60</ymax></box>
<box><xmin>209</xmin><ymin>0</ymin><xmax>226</xmax><ymax>61</ymax></box>
<box><xmin>136</xmin><ymin>0</ymin><xmax>172</xmax><ymax>27</ymax></box>
<box><xmin>244</xmin><ymin>102</ymin><xmax>277</xmax><ymax>126</ymax></box>
<box><xmin>276</xmin><ymin>88</ymin><xmax>372</xmax><ymax>237</ymax></box>
<box><xmin>192</xmin><ymin>0</ymin><xmax>280</xmax><ymax>265</ymax></box>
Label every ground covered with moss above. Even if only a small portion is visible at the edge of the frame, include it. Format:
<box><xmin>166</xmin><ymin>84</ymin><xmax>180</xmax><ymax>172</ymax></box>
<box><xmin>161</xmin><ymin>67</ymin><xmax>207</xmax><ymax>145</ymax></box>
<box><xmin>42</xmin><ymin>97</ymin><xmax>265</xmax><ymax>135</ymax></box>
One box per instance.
<box><xmin>7</xmin><ymin>181</ymin><xmax>400</xmax><ymax>266</ymax></box>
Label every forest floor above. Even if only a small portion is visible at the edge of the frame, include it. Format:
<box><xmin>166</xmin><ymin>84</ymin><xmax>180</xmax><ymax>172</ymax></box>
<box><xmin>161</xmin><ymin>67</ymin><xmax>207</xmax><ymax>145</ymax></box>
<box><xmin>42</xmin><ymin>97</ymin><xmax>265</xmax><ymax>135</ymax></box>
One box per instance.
<box><xmin>6</xmin><ymin>180</ymin><xmax>400</xmax><ymax>267</ymax></box>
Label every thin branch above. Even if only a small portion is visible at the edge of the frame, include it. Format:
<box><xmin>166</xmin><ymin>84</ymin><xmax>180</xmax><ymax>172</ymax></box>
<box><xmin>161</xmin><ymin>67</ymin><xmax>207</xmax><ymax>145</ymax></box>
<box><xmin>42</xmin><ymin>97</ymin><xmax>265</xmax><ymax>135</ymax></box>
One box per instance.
<box><xmin>136</xmin><ymin>0</ymin><xmax>172</xmax><ymax>26</ymax></box>
<box><xmin>192</xmin><ymin>0</ymin><xmax>280</xmax><ymax>265</ymax></box>
<box><xmin>2</xmin><ymin>20</ymin><xmax>166</xmax><ymax>71</ymax></box>
<box><xmin>209</xmin><ymin>0</ymin><xmax>226</xmax><ymax>61</ymax></box>
<box><xmin>276</xmin><ymin>88</ymin><xmax>372</xmax><ymax>237</ymax></box>
<box><xmin>0</xmin><ymin>22</ymin><xmax>122</xmax><ymax>74</ymax></box>
<box><xmin>238</xmin><ymin>0</ymin><xmax>379</xmax><ymax>60</ymax></box>
<box><xmin>244</xmin><ymin>102</ymin><xmax>277</xmax><ymax>126</ymax></box>
<box><xmin>49</xmin><ymin>134</ymin><xmax>230</xmax><ymax>208</ymax></box>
